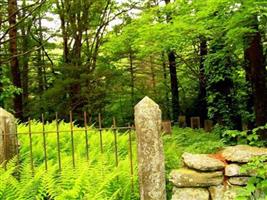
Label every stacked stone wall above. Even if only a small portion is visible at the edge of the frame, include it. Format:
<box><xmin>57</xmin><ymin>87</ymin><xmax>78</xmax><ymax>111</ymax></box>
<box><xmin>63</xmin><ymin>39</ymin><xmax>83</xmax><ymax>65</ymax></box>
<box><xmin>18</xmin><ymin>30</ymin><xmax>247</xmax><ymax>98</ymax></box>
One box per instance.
<box><xmin>170</xmin><ymin>145</ymin><xmax>267</xmax><ymax>200</ymax></box>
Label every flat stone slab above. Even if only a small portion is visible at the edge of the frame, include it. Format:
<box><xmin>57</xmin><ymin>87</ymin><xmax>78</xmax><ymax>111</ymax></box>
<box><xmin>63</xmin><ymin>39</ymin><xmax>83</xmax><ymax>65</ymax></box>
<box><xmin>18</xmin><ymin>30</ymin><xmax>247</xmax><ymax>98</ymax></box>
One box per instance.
<box><xmin>209</xmin><ymin>185</ymin><xmax>241</xmax><ymax>200</ymax></box>
<box><xmin>225</xmin><ymin>164</ymin><xmax>256</xmax><ymax>177</ymax></box>
<box><xmin>171</xmin><ymin>188</ymin><xmax>209</xmax><ymax>200</ymax></box>
<box><xmin>170</xmin><ymin>168</ymin><xmax>223</xmax><ymax>187</ymax></box>
<box><xmin>228</xmin><ymin>177</ymin><xmax>249</xmax><ymax>186</ymax></box>
<box><xmin>225</xmin><ymin>164</ymin><xmax>243</xmax><ymax>176</ymax></box>
<box><xmin>182</xmin><ymin>152</ymin><xmax>225</xmax><ymax>171</ymax></box>
<box><xmin>222</xmin><ymin>145</ymin><xmax>267</xmax><ymax>163</ymax></box>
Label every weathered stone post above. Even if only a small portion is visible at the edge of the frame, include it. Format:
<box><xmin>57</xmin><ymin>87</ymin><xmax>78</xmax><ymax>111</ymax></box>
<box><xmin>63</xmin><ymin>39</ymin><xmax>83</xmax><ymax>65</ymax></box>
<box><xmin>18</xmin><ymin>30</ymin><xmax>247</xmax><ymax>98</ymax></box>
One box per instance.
<box><xmin>0</xmin><ymin>108</ymin><xmax>18</xmax><ymax>164</ymax></box>
<box><xmin>134</xmin><ymin>96</ymin><xmax>166</xmax><ymax>200</ymax></box>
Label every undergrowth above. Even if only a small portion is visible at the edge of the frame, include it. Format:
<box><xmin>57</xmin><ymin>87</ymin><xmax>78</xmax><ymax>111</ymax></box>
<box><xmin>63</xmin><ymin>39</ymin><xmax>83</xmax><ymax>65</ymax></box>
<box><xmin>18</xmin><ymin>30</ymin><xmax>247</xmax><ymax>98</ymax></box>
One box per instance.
<box><xmin>0</xmin><ymin>122</ymin><xmax>224</xmax><ymax>200</ymax></box>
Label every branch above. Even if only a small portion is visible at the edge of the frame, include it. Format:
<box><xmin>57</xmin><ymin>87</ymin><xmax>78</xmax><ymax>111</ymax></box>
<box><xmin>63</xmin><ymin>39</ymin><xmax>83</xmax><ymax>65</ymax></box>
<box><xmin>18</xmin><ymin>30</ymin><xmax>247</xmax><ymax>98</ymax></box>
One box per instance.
<box><xmin>30</xmin><ymin>33</ymin><xmax>55</xmax><ymax>74</ymax></box>
<box><xmin>1</xmin><ymin>35</ymin><xmax>52</xmax><ymax>64</ymax></box>
<box><xmin>0</xmin><ymin>0</ymin><xmax>46</xmax><ymax>42</ymax></box>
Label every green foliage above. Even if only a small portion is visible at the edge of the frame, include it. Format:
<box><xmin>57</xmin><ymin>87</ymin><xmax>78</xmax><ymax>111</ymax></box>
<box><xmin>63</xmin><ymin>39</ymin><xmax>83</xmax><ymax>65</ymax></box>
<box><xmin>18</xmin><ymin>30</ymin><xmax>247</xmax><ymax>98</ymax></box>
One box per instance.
<box><xmin>236</xmin><ymin>156</ymin><xmax>267</xmax><ymax>200</ymax></box>
<box><xmin>0</xmin><ymin>121</ymin><xmax>139</xmax><ymax>200</ymax></box>
<box><xmin>222</xmin><ymin>124</ymin><xmax>267</xmax><ymax>147</ymax></box>
<box><xmin>0</xmin><ymin>121</ymin><xmax>224</xmax><ymax>200</ymax></box>
<box><xmin>0</xmin><ymin>68</ymin><xmax>22</xmax><ymax>108</ymax></box>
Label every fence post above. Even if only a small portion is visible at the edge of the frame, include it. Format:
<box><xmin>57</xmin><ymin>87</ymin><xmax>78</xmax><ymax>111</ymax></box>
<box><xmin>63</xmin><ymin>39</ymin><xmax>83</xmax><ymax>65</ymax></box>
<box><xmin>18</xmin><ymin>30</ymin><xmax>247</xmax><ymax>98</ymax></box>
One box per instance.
<box><xmin>0</xmin><ymin>108</ymin><xmax>18</xmax><ymax>164</ymax></box>
<box><xmin>134</xmin><ymin>96</ymin><xmax>166</xmax><ymax>200</ymax></box>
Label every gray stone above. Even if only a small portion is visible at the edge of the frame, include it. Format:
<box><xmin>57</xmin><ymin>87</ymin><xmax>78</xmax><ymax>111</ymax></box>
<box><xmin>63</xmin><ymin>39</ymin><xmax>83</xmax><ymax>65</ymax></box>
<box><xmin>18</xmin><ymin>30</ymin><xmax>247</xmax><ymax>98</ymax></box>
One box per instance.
<box><xmin>171</xmin><ymin>188</ymin><xmax>209</xmax><ymax>200</ymax></box>
<box><xmin>169</xmin><ymin>168</ymin><xmax>223</xmax><ymax>187</ymax></box>
<box><xmin>225</xmin><ymin>164</ymin><xmax>256</xmax><ymax>177</ymax></box>
<box><xmin>0</xmin><ymin>108</ymin><xmax>18</xmax><ymax>164</ymax></box>
<box><xmin>182</xmin><ymin>152</ymin><xmax>225</xmax><ymax>171</ymax></box>
<box><xmin>228</xmin><ymin>177</ymin><xmax>249</xmax><ymax>186</ymax></box>
<box><xmin>134</xmin><ymin>96</ymin><xmax>166</xmax><ymax>200</ymax></box>
<box><xmin>209</xmin><ymin>185</ymin><xmax>241</xmax><ymax>200</ymax></box>
<box><xmin>225</xmin><ymin>164</ymin><xmax>243</xmax><ymax>176</ymax></box>
<box><xmin>222</xmin><ymin>145</ymin><xmax>267</xmax><ymax>163</ymax></box>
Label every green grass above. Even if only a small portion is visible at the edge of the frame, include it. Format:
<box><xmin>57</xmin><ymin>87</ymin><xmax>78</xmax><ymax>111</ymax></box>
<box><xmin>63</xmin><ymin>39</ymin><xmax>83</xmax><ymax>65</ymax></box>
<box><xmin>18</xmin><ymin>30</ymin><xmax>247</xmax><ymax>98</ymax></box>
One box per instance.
<box><xmin>0</xmin><ymin>122</ymin><xmax>224</xmax><ymax>200</ymax></box>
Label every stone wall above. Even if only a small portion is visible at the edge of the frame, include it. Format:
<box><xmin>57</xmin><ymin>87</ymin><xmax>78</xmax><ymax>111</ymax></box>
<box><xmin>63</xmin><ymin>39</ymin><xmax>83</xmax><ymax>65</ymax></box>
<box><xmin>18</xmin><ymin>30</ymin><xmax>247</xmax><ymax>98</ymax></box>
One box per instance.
<box><xmin>170</xmin><ymin>145</ymin><xmax>267</xmax><ymax>200</ymax></box>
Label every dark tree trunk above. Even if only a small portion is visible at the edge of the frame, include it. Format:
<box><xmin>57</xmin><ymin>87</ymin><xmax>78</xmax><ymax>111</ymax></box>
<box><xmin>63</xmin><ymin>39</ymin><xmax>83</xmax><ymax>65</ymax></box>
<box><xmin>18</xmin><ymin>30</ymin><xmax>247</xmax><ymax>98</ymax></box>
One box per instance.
<box><xmin>149</xmin><ymin>56</ymin><xmax>156</xmax><ymax>95</ymax></box>
<box><xmin>164</xmin><ymin>0</ymin><xmax>180</xmax><ymax>121</ymax></box>
<box><xmin>21</xmin><ymin>0</ymin><xmax>30</xmax><ymax>118</ymax></box>
<box><xmin>129</xmin><ymin>49</ymin><xmax>135</xmax><ymax>115</ymax></box>
<box><xmin>8</xmin><ymin>0</ymin><xmax>23</xmax><ymax>118</ymax></box>
<box><xmin>37</xmin><ymin>16</ymin><xmax>44</xmax><ymax>94</ymax></box>
<box><xmin>71</xmin><ymin>32</ymin><xmax>82</xmax><ymax>65</ymax></box>
<box><xmin>168</xmin><ymin>51</ymin><xmax>180</xmax><ymax>121</ymax></box>
<box><xmin>0</xmin><ymin>10</ymin><xmax>3</xmax><ymax>107</ymax></box>
<box><xmin>198</xmin><ymin>37</ymin><xmax>208</xmax><ymax>126</ymax></box>
<box><xmin>244</xmin><ymin>17</ymin><xmax>267</xmax><ymax>139</ymax></box>
<box><xmin>162</xmin><ymin>52</ymin><xmax>171</xmax><ymax>120</ymax></box>
<box><xmin>244</xmin><ymin>53</ymin><xmax>255</xmax><ymax>130</ymax></box>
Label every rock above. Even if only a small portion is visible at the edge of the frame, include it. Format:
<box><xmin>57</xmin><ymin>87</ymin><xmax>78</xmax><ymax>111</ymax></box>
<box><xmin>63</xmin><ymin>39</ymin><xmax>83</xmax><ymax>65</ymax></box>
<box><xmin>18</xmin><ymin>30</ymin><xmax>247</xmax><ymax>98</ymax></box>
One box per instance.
<box><xmin>222</xmin><ymin>145</ymin><xmax>267</xmax><ymax>163</ymax></box>
<box><xmin>182</xmin><ymin>152</ymin><xmax>225</xmax><ymax>171</ymax></box>
<box><xmin>225</xmin><ymin>164</ymin><xmax>243</xmax><ymax>176</ymax></box>
<box><xmin>171</xmin><ymin>188</ymin><xmax>209</xmax><ymax>200</ymax></box>
<box><xmin>228</xmin><ymin>177</ymin><xmax>249</xmax><ymax>186</ymax></box>
<box><xmin>209</xmin><ymin>185</ymin><xmax>241</xmax><ymax>200</ymax></box>
<box><xmin>225</xmin><ymin>164</ymin><xmax>256</xmax><ymax>177</ymax></box>
<box><xmin>169</xmin><ymin>168</ymin><xmax>223</xmax><ymax>187</ymax></box>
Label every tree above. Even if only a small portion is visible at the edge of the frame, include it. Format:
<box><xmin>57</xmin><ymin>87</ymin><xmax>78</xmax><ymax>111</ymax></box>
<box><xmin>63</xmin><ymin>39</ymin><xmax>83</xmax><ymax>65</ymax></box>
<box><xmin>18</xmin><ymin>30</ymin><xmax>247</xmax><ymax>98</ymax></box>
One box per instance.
<box><xmin>164</xmin><ymin>0</ymin><xmax>180</xmax><ymax>121</ymax></box>
<box><xmin>8</xmin><ymin>0</ymin><xmax>23</xmax><ymax>118</ymax></box>
<box><xmin>244</xmin><ymin>17</ymin><xmax>267</xmax><ymax>129</ymax></box>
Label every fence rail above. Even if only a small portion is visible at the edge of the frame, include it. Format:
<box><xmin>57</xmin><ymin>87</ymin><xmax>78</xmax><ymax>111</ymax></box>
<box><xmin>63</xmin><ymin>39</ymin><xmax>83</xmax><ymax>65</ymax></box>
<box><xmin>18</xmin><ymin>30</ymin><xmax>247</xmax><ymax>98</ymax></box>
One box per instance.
<box><xmin>1</xmin><ymin>98</ymin><xmax>220</xmax><ymax>199</ymax></box>
<box><xmin>1</xmin><ymin>111</ymin><xmax>136</xmax><ymax>191</ymax></box>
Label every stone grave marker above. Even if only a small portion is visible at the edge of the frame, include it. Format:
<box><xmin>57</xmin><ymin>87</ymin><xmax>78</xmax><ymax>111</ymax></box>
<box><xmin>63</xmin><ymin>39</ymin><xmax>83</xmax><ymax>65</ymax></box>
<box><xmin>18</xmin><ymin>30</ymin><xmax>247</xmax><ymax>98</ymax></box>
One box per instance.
<box><xmin>204</xmin><ymin>120</ymin><xmax>213</xmax><ymax>132</ymax></box>
<box><xmin>0</xmin><ymin>108</ymin><xmax>18</xmax><ymax>164</ymax></box>
<box><xmin>162</xmin><ymin>120</ymin><xmax>172</xmax><ymax>135</ymax></box>
<box><xmin>178</xmin><ymin>116</ymin><xmax>186</xmax><ymax>128</ymax></box>
<box><xmin>190</xmin><ymin>117</ymin><xmax>200</xmax><ymax>129</ymax></box>
<box><xmin>134</xmin><ymin>96</ymin><xmax>167</xmax><ymax>200</ymax></box>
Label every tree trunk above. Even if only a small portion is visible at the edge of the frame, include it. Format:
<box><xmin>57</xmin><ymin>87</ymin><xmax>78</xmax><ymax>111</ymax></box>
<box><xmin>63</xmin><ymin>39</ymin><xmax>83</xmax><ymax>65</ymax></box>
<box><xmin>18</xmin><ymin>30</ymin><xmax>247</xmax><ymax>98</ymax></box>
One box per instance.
<box><xmin>0</xmin><ymin>9</ymin><xmax>3</xmax><ymax>107</ymax></box>
<box><xmin>21</xmin><ymin>0</ymin><xmax>29</xmax><ymax>118</ymax></box>
<box><xmin>244</xmin><ymin>52</ymin><xmax>255</xmax><ymax>130</ymax></box>
<box><xmin>198</xmin><ymin>37</ymin><xmax>208</xmax><ymax>126</ymax></box>
<box><xmin>168</xmin><ymin>51</ymin><xmax>179</xmax><ymax>121</ymax></box>
<box><xmin>150</xmin><ymin>56</ymin><xmax>156</xmax><ymax>95</ymax></box>
<box><xmin>162</xmin><ymin>52</ymin><xmax>171</xmax><ymax>120</ymax></box>
<box><xmin>129</xmin><ymin>48</ymin><xmax>135</xmax><ymax>115</ymax></box>
<box><xmin>164</xmin><ymin>0</ymin><xmax>180</xmax><ymax>121</ymax></box>
<box><xmin>37</xmin><ymin>16</ymin><xmax>44</xmax><ymax>94</ymax></box>
<box><xmin>8</xmin><ymin>0</ymin><xmax>23</xmax><ymax>118</ymax></box>
<box><xmin>244</xmin><ymin>17</ymin><xmax>267</xmax><ymax>139</ymax></box>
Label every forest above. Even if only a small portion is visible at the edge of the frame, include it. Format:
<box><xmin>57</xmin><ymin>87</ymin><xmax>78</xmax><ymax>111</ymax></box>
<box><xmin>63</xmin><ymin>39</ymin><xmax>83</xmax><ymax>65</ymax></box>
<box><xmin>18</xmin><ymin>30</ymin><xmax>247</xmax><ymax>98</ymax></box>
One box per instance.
<box><xmin>1</xmin><ymin>1</ymin><xmax>267</xmax><ymax>199</ymax></box>
<box><xmin>1</xmin><ymin>0</ymin><xmax>267</xmax><ymax>133</ymax></box>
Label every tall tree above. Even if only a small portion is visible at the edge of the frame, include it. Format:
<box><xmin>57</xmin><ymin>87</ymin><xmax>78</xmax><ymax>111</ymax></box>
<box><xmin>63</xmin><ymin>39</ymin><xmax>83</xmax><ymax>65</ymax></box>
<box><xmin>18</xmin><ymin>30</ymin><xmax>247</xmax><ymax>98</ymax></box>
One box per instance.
<box><xmin>197</xmin><ymin>37</ymin><xmax>208</xmax><ymax>125</ymax></box>
<box><xmin>244</xmin><ymin>16</ymin><xmax>267</xmax><ymax>136</ymax></box>
<box><xmin>165</xmin><ymin>0</ymin><xmax>180</xmax><ymax>121</ymax></box>
<box><xmin>0</xmin><ymin>4</ymin><xmax>3</xmax><ymax>107</ymax></box>
<box><xmin>8</xmin><ymin>0</ymin><xmax>23</xmax><ymax>118</ymax></box>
